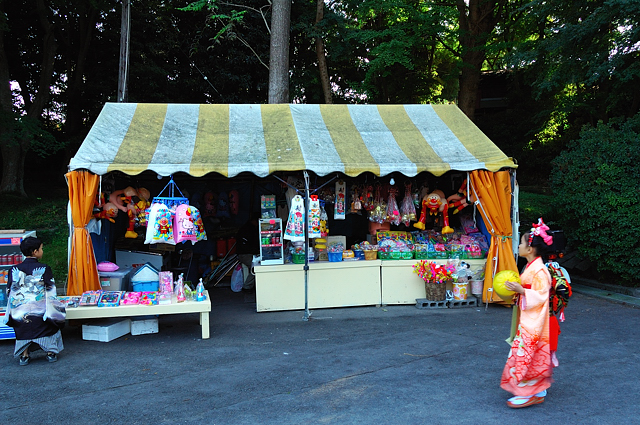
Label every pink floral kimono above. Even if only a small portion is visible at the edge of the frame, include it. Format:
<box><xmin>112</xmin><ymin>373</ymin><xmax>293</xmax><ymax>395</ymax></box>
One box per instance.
<box><xmin>500</xmin><ymin>257</ymin><xmax>553</xmax><ymax>396</ymax></box>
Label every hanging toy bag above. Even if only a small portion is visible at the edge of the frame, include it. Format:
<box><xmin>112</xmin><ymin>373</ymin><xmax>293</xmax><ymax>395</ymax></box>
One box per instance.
<box><xmin>386</xmin><ymin>186</ymin><xmax>401</xmax><ymax>226</ymax></box>
<box><xmin>284</xmin><ymin>195</ymin><xmax>306</xmax><ymax>242</ymax></box>
<box><xmin>174</xmin><ymin>204</ymin><xmax>198</xmax><ymax>244</ymax></box>
<box><xmin>400</xmin><ymin>183</ymin><xmax>417</xmax><ymax>226</ymax></box>
<box><xmin>334</xmin><ymin>181</ymin><xmax>346</xmax><ymax>220</ymax></box>
<box><xmin>308</xmin><ymin>195</ymin><xmax>321</xmax><ymax>239</ymax></box>
<box><xmin>145</xmin><ymin>203</ymin><xmax>176</xmax><ymax>245</ymax></box>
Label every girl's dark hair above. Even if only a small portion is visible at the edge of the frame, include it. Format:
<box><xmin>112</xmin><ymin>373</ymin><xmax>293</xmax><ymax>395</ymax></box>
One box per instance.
<box><xmin>20</xmin><ymin>236</ymin><xmax>43</xmax><ymax>257</ymax></box>
<box><xmin>523</xmin><ymin>232</ymin><xmax>551</xmax><ymax>262</ymax></box>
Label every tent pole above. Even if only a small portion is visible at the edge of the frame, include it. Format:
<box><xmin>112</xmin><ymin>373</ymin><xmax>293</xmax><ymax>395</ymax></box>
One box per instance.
<box><xmin>303</xmin><ymin>171</ymin><xmax>311</xmax><ymax>321</ymax></box>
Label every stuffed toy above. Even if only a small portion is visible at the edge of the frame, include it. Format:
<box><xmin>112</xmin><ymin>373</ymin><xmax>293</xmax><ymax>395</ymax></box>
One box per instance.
<box><xmin>94</xmin><ymin>201</ymin><xmax>118</xmax><ymax>223</ymax></box>
<box><xmin>413</xmin><ymin>190</ymin><xmax>453</xmax><ymax>233</ymax></box>
<box><xmin>447</xmin><ymin>179</ymin><xmax>476</xmax><ymax>214</ymax></box>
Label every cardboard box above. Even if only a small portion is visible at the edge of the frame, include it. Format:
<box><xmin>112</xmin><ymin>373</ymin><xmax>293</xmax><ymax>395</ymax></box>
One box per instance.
<box><xmin>131</xmin><ymin>316</ymin><xmax>159</xmax><ymax>335</ymax></box>
<box><xmin>98</xmin><ymin>268</ymin><xmax>132</xmax><ymax>291</ymax></box>
<box><xmin>82</xmin><ymin>318</ymin><xmax>131</xmax><ymax>342</ymax></box>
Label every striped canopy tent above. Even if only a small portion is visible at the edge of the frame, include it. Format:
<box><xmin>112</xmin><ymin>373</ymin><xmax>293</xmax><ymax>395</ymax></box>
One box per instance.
<box><xmin>68</xmin><ymin>103</ymin><xmax>516</xmax><ymax>177</ymax></box>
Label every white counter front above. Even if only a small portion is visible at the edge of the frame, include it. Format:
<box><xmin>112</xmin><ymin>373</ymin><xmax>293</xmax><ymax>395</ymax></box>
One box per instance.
<box><xmin>254</xmin><ymin>260</ymin><xmax>382</xmax><ymax>312</ymax></box>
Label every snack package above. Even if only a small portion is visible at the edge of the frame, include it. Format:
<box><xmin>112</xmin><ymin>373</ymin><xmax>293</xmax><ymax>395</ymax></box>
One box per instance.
<box><xmin>79</xmin><ymin>291</ymin><xmax>102</xmax><ymax>306</ymax></box>
<box><xmin>157</xmin><ymin>292</ymin><xmax>172</xmax><ymax>305</ymax></box>
<box><xmin>139</xmin><ymin>292</ymin><xmax>158</xmax><ymax>306</ymax></box>
<box><xmin>121</xmin><ymin>292</ymin><xmax>142</xmax><ymax>305</ymax></box>
<box><xmin>97</xmin><ymin>291</ymin><xmax>124</xmax><ymax>307</ymax></box>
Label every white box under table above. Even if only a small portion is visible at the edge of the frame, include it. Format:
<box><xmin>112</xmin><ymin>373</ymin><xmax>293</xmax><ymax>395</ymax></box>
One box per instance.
<box><xmin>254</xmin><ymin>260</ymin><xmax>382</xmax><ymax>312</ymax></box>
<box><xmin>66</xmin><ymin>294</ymin><xmax>211</xmax><ymax>339</ymax></box>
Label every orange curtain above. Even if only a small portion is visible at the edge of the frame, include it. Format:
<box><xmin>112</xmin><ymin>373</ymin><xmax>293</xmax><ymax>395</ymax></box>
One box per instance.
<box><xmin>66</xmin><ymin>170</ymin><xmax>101</xmax><ymax>295</ymax></box>
<box><xmin>470</xmin><ymin>170</ymin><xmax>518</xmax><ymax>303</ymax></box>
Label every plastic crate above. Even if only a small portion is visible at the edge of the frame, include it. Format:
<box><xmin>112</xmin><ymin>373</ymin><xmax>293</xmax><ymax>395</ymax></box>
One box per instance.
<box><xmin>414</xmin><ymin>251</ymin><xmax>429</xmax><ymax>260</ymax></box>
<box><xmin>292</xmin><ymin>253</ymin><xmax>305</xmax><ymax>264</ymax></box>
<box><xmin>132</xmin><ymin>281</ymin><xmax>159</xmax><ymax>292</ymax></box>
<box><xmin>327</xmin><ymin>251</ymin><xmax>343</xmax><ymax>262</ymax></box>
<box><xmin>400</xmin><ymin>251</ymin><xmax>413</xmax><ymax>260</ymax></box>
<box><xmin>364</xmin><ymin>251</ymin><xmax>377</xmax><ymax>260</ymax></box>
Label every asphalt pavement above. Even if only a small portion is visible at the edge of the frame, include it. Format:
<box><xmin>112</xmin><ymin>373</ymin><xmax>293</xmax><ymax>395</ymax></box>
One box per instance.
<box><xmin>2</xmin><ymin>281</ymin><xmax>639</xmax><ymax>425</ymax></box>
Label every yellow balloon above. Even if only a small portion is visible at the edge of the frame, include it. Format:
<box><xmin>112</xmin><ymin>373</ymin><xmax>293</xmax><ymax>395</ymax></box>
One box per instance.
<box><xmin>493</xmin><ymin>270</ymin><xmax>521</xmax><ymax>301</ymax></box>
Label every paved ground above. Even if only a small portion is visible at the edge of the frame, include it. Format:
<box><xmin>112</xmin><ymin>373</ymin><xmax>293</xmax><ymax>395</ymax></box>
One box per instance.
<box><xmin>1</xmin><ymin>281</ymin><xmax>638</xmax><ymax>425</ymax></box>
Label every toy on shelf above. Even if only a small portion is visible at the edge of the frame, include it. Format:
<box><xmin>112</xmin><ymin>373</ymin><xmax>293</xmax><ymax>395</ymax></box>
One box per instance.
<box><xmin>447</xmin><ymin>179</ymin><xmax>476</xmax><ymax>215</ymax></box>
<box><xmin>413</xmin><ymin>190</ymin><xmax>453</xmax><ymax>234</ymax></box>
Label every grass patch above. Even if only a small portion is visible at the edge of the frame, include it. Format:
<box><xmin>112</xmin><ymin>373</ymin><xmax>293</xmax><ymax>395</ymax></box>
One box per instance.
<box><xmin>0</xmin><ymin>195</ymin><xmax>69</xmax><ymax>287</ymax></box>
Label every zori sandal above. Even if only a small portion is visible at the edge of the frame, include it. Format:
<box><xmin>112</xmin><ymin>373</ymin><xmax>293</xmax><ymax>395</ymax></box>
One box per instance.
<box><xmin>507</xmin><ymin>395</ymin><xmax>544</xmax><ymax>408</ymax></box>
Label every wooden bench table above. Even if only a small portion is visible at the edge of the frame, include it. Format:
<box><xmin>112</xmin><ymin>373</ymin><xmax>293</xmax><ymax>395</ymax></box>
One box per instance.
<box><xmin>65</xmin><ymin>295</ymin><xmax>212</xmax><ymax>339</ymax></box>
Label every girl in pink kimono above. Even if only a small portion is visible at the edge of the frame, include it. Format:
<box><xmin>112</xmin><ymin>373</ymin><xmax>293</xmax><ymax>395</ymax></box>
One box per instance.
<box><xmin>500</xmin><ymin>221</ymin><xmax>554</xmax><ymax>408</ymax></box>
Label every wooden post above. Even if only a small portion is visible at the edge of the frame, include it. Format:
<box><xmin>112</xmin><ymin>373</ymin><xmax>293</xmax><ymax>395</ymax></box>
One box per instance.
<box><xmin>117</xmin><ymin>0</ymin><xmax>131</xmax><ymax>102</ymax></box>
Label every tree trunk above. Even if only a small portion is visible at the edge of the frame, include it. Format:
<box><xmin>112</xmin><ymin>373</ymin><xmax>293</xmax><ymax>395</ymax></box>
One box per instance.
<box><xmin>0</xmin><ymin>0</ymin><xmax>57</xmax><ymax>196</ymax></box>
<box><xmin>456</xmin><ymin>0</ymin><xmax>504</xmax><ymax>121</ymax></box>
<box><xmin>315</xmin><ymin>0</ymin><xmax>332</xmax><ymax>104</ymax></box>
<box><xmin>268</xmin><ymin>0</ymin><xmax>291</xmax><ymax>104</ymax></box>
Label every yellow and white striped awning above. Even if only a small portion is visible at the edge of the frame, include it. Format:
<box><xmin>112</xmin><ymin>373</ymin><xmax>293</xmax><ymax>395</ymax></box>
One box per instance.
<box><xmin>69</xmin><ymin>103</ymin><xmax>516</xmax><ymax>177</ymax></box>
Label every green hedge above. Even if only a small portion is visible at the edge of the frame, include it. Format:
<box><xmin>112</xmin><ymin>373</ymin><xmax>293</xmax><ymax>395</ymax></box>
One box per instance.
<box><xmin>550</xmin><ymin>114</ymin><xmax>640</xmax><ymax>283</ymax></box>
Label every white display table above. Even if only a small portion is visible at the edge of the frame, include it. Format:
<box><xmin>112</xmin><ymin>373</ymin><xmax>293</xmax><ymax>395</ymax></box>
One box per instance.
<box><xmin>380</xmin><ymin>258</ymin><xmax>487</xmax><ymax>304</ymax></box>
<box><xmin>254</xmin><ymin>260</ymin><xmax>382</xmax><ymax>312</ymax></box>
<box><xmin>65</xmin><ymin>295</ymin><xmax>212</xmax><ymax>339</ymax></box>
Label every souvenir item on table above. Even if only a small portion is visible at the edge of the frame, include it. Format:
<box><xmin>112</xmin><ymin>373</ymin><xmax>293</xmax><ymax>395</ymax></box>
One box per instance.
<box><xmin>319</xmin><ymin>201</ymin><xmax>329</xmax><ymax>237</ymax></box>
<box><xmin>98</xmin><ymin>291</ymin><xmax>124</xmax><ymax>307</ymax></box>
<box><xmin>145</xmin><ymin>203</ymin><xmax>176</xmax><ymax>245</ymax></box>
<box><xmin>58</xmin><ymin>296</ymin><xmax>81</xmax><ymax>308</ymax></box>
<box><xmin>174</xmin><ymin>204</ymin><xmax>198</xmax><ymax>244</ymax></box>
<box><xmin>400</xmin><ymin>183</ymin><xmax>417</xmax><ymax>226</ymax></box>
<box><xmin>139</xmin><ymin>292</ymin><xmax>158</xmax><ymax>306</ymax></box>
<box><xmin>184</xmin><ymin>281</ymin><xmax>196</xmax><ymax>300</ymax></box>
<box><xmin>158</xmin><ymin>271</ymin><xmax>173</xmax><ymax>293</ymax></box>
<box><xmin>284</xmin><ymin>195</ymin><xmax>305</xmax><ymax>242</ymax></box>
<box><xmin>121</xmin><ymin>292</ymin><xmax>141</xmax><ymax>305</ymax></box>
<box><xmin>79</xmin><ymin>291</ymin><xmax>101</xmax><ymax>306</ymax></box>
<box><xmin>174</xmin><ymin>273</ymin><xmax>186</xmax><ymax>303</ymax></box>
<box><xmin>228</xmin><ymin>190</ymin><xmax>240</xmax><ymax>216</ymax></box>
<box><xmin>386</xmin><ymin>186</ymin><xmax>401</xmax><ymax>226</ymax></box>
<box><xmin>308</xmin><ymin>195</ymin><xmax>321</xmax><ymax>239</ymax></box>
<box><xmin>157</xmin><ymin>292</ymin><xmax>172</xmax><ymax>305</ymax></box>
<box><xmin>216</xmin><ymin>191</ymin><xmax>230</xmax><ymax>218</ymax></box>
<box><xmin>334</xmin><ymin>180</ymin><xmax>346</xmax><ymax>220</ymax></box>
<box><xmin>196</xmin><ymin>278</ymin><xmax>206</xmax><ymax>301</ymax></box>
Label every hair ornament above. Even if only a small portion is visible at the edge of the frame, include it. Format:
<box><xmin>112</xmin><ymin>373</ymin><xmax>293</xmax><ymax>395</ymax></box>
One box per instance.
<box><xmin>529</xmin><ymin>218</ymin><xmax>553</xmax><ymax>246</ymax></box>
